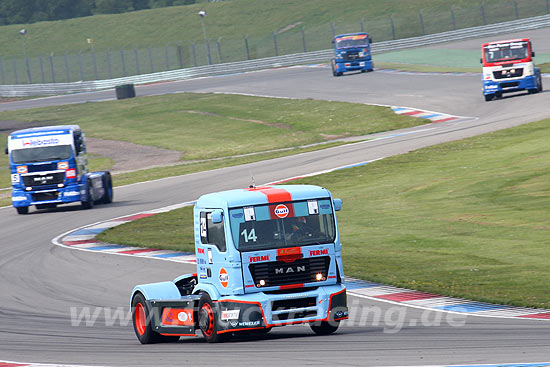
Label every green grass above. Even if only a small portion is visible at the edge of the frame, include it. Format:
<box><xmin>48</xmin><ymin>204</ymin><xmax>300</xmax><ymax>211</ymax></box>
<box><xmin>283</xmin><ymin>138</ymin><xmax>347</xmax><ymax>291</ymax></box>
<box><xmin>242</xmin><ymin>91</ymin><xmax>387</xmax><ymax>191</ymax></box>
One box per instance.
<box><xmin>0</xmin><ymin>92</ymin><xmax>417</xmax><ymax>206</ymax></box>
<box><xmin>0</xmin><ymin>93</ymin><xmax>420</xmax><ymax>162</ymax></box>
<box><xmin>0</xmin><ymin>0</ymin><xmax>546</xmax><ymax>83</ymax></box>
<box><xmin>1</xmin><ymin>0</ymin><xmax>537</xmax><ymax>57</ymax></box>
<box><xmin>111</xmin><ymin>140</ymin><xmax>347</xmax><ymax>187</ymax></box>
<box><xmin>538</xmin><ymin>62</ymin><xmax>550</xmax><ymax>73</ymax></box>
<box><xmin>100</xmin><ymin>118</ymin><xmax>550</xmax><ymax>308</ymax></box>
<box><xmin>98</xmin><ymin>204</ymin><xmax>196</xmax><ymax>252</ymax></box>
<box><xmin>376</xmin><ymin>49</ymin><xmax>550</xmax><ymax>73</ymax></box>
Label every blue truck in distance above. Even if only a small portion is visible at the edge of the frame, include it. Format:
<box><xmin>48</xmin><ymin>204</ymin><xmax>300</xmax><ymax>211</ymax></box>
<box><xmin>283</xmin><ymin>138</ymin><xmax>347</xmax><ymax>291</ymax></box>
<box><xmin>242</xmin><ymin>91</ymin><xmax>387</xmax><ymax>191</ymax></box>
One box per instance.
<box><xmin>131</xmin><ymin>185</ymin><xmax>348</xmax><ymax>343</ymax></box>
<box><xmin>331</xmin><ymin>32</ymin><xmax>373</xmax><ymax>76</ymax></box>
<box><xmin>5</xmin><ymin>125</ymin><xmax>113</xmax><ymax>214</ymax></box>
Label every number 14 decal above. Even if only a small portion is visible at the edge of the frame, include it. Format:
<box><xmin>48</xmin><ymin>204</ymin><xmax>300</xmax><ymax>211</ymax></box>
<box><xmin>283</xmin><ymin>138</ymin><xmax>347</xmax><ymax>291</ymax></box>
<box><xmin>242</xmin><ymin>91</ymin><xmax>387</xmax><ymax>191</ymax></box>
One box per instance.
<box><xmin>241</xmin><ymin>228</ymin><xmax>258</xmax><ymax>243</ymax></box>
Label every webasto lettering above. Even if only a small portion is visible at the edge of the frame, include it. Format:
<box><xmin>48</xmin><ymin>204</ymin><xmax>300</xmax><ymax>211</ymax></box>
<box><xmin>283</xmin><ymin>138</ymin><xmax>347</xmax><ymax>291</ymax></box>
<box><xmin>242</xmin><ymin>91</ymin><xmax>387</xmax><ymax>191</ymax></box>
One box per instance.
<box><xmin>23</xmin><ymin>138</ymin><xmax>60</xmax><ymax>147</ymax></box>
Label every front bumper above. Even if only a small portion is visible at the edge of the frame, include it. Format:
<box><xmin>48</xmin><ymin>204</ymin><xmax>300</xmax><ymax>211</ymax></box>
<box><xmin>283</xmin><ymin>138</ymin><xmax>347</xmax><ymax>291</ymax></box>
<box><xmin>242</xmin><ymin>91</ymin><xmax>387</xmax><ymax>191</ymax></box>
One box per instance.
<box><xmin>11</xmin><ymin>184</ymin><xmax>82</xmax><ymax>207</ymax></box>
<box><xmin>483</xmin><ymin>74</ymin><xmax>537</xmax><ymax>95</ymax></box>
<box><xmin>336</xmin><ymin>60</ymin><xmax>372</xmax><ymax>72</ymax></box>
<box><xmin>214</xmin><ymin>284</ymin><xmax>348</xmax><ymax>333</ymax></box>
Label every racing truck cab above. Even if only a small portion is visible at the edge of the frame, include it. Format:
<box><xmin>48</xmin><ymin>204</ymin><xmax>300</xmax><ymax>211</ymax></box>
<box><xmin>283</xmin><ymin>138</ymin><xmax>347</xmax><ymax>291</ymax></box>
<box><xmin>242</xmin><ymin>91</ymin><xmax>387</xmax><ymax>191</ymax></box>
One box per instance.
<box><xmin>131</xmin><ymin>185</ymin><xmax>348</xmax><ymax>343</ymax></box>
<box><xmin>331</xmin><ymin>32</ymin><xmax>373</xmax><ymax>76</ymax></box>
<box><xmin>481</xmin><ymin>38</ymin><xmax>543</xmax><ymax>101</ymax></box>
<box><xmin>5</xmin><ymin>125</ymin><xmax>113</xmax><ymax>214</ymax></box>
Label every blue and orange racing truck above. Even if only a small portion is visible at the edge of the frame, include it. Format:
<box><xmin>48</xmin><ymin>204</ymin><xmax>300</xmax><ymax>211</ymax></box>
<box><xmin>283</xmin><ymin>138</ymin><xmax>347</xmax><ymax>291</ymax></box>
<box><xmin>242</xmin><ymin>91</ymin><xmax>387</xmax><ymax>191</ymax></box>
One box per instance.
<box><xmin>5</xmin><ymin>125</ymin><xmax>113</xmax><ymax>214</ymax></box>
<box><xmin>481</xmin><ymin>38</ymin><xmax>543</xmax><ymax>101</ymax></box>
<box><xmin>331</xmin><ymin>32</ymin><xmax>373</xmax><ymax>76</ymax></box>
<box><xmin>131</xmin><ymin>184</ymin><xmax>348</xmax><ymax>343</ymax></box>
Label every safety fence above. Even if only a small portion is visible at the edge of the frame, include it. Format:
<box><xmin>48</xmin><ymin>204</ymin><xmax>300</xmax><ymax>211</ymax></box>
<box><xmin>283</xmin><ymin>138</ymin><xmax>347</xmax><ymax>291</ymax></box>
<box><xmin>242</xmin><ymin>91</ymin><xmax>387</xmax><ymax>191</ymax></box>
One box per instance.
<box><xmin>1</xmin><ymin>12</ymin><xmax>550</xmax><ymax>97</ymax></box>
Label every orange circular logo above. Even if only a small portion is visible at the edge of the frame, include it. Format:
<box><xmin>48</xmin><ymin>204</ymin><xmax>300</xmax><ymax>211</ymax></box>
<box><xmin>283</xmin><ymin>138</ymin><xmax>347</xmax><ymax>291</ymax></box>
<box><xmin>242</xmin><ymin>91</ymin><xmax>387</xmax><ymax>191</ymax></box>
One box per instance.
<box><xmin>219</xmin><ymin>268</ymin><xmax>229</xmax><ymax>288</ymax></box>
<box><xmin>274</xmin><ymin>204</ymin><xmax>289</xmax><ymax>218</ymax></box>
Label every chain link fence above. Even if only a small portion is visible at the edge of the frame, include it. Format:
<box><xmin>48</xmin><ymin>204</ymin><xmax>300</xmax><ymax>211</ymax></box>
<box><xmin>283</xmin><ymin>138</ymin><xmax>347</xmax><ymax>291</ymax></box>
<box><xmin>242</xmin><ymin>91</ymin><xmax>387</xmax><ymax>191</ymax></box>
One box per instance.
<box><xmin>1</xmin><ymin>0</ymin><xmax>549</xmax><ymax>85</ymax></box>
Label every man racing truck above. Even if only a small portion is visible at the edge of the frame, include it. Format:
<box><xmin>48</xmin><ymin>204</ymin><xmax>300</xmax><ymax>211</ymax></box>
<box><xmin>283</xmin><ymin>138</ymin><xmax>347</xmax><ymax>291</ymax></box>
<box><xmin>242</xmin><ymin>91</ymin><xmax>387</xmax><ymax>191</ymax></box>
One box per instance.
<box><xmin>481</xmin><ymin>38</ymin><xmax>543</xmax><ymax>101</ymax></box>
<box><xmin>331</xmin><ymin>32</ymin><xmax>373</xmax><ymax>76</ymax></box>
<box><xmin>5</xmin><ymin>125</ymin><xmax>113</xmax><ymax>214</ymax></box>
<box><xmin>131</xmin><ymin>184</ymin><xmax>348</xmax><ymax>343</ymax></box>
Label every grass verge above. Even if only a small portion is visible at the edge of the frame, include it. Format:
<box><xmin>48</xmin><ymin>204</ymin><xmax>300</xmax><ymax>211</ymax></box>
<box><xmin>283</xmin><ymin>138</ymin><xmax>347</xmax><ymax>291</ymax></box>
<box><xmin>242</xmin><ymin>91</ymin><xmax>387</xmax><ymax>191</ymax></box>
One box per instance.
<box><xmin>111</xmin><ymin>140</ymin><xmax>347</xmax><ymax>187</ymax></box>
<box><xmin>376</xmin><ymin>60</ymin><xmax>550</xmax><ymax>75</ymax></box>
<box><xmin>0</xmin><ymin>93</ymin><xmax>420</xmax><ymax>161</ymax></box>
<box><xmin>99</xmin><ymin>118</ymin><xmax>550</xmax><ymax>308</ymax></box>
<box><xmin>0</xmin><ymin>92</ymin><xmax>419</xmax><ymax>192</ymax></box>
<box><xmin>538</xmin><ymin>62</ymin><xmax>550</xmax><ymax>74</ymax></box>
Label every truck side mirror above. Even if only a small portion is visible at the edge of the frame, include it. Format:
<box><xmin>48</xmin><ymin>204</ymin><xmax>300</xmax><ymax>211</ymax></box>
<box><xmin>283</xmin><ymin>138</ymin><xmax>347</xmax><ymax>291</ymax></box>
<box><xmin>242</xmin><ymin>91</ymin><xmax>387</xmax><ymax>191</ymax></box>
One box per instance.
<box><xmin>331</xmin><ymin>39</ymin><xmax>335</xmax><ymax>44</ymax></box>
<box><xmin>211</xmin><ymin>210</ymin><xmax>223</xmax><ymax>224</ymax></box>
<box><xmin>4</xmin><ymin>146</ymin><xmax>7</xmax><ymax>155</ymax></box>
<box><xmin>333</xmin><ymin>198</ymin><xmax>342</xmax><ymax>211</ymax></box>
<box><xmin>369</xmin><ymin>37</ymin><xmax>372</xmax><ymax>44</ymax></box>
<box><xmin>480</xmin><ymin>58</ymin><xmax>483</xmax><ymax>64</ymax></box>
<box><xmin>532</xmin><ymin>51</ymin><xmax>535</xmax><ymax>57</ymax></box>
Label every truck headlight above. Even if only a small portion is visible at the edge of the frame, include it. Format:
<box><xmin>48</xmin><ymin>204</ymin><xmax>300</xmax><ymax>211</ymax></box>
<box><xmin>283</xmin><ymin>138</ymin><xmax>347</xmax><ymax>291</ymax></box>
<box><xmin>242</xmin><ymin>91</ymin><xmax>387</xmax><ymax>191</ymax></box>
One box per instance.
<box><xmin>315</xmin><ymin>273</ymin><xmax>326</xmax><ymax>281</ymax></box>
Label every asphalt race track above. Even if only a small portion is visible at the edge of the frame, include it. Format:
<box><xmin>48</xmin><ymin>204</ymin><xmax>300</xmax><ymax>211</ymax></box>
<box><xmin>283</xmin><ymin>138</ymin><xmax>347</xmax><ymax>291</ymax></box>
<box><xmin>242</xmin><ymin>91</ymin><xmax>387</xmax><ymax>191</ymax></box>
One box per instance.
<box><xmin>1</xmin><ymin>30</ymin><xmax>549</xmax><ymax>366</ymax></box>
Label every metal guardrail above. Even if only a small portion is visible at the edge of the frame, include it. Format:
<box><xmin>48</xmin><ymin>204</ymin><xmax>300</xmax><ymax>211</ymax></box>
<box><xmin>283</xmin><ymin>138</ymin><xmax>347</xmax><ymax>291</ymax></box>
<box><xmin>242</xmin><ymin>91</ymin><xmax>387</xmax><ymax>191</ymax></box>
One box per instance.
<box><xmin>2</xmin><ymin>14</ymin><xmax>550</xmax><ymax>97</ymax></box>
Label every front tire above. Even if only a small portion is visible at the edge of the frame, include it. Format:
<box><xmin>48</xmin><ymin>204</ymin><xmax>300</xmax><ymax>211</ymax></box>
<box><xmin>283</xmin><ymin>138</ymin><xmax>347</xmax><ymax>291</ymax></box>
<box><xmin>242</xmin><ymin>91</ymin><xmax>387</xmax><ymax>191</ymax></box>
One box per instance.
<box><xmin>484</xmin><ymin>94</ymin><xmax>494</xmax><ymax>102</ymax></box>
<box><xmin>100</xmin><ymin>172</ymin><xmax>113</xmax><ymax>204</ymax></box>
<box><xmin>81</xmin><ymin>183</ymin><xmax>94</xmax><ymax>209</ymax></box>
<box><xmin>310</xmin><ymin>320</ymin><xmax>340</xmax><ymax>336</ymax></box>
<box><xmin>198</xmin><ymin>293</ymin><xmax>228</xmax><ymax>343</ymax></box>
<box><xmin>132</xmin><ymin>293</ymin><xmax>180</xmax><ymax>344</ymax></box>
<box><xmin>16</xmin><ymin>206</ymin><xmax>29</xmax><ymax>215</ymax></box>
<box><xmin>331</xmin><ymin>60</ymin><xmax>339</xmax><ymax>77</ymax></box>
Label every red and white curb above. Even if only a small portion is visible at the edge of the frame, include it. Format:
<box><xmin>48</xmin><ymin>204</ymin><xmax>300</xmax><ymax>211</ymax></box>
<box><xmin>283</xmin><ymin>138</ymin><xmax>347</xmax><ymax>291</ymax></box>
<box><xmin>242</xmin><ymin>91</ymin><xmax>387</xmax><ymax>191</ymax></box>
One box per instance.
<box><xmin>211</xmin><ymin>91</ymin><xmax>473</xmax><ymax>125</ymax></box>
<box><xmin>52</xmin><ymin>201</ymin><xmax>197</xmax><ymax>264</ymax></box>
<box><xmin>391</xmin><ymin>106</ymin><xmax>464</xmax><ymax>123</ymax></box>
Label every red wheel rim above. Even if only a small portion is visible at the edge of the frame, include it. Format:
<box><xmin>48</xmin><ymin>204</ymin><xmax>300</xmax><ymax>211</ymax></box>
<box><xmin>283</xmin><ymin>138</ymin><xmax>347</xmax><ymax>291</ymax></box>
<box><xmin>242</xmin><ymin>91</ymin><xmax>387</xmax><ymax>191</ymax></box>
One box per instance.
<box><xmin>135</xmin><ymin>303</ymin><xmax>147</xmax><ymax>336</ymax></box>
<box><xmin>200</xmin><ymin>303</ymin><xmax>215</xmax><ymax>336</ymax></box>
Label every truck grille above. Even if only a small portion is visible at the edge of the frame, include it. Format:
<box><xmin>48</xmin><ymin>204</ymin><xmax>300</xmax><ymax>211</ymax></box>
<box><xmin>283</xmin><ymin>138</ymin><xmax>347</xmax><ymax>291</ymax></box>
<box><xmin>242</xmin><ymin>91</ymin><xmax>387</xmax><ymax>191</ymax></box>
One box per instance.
<box><xmin>272</xmin><ymin>297</ymin><xmax>317</xmax><ymax>321</ymax></box>
<box><xmin>249</xmin><ymin>256</ymin><xmax>330</xmax><ymax>287</ymax></box>
<box><xmin>22</xmin><ymin>171</ymin><xmax>65</xmax><ymax>187</ymax></box>
<box><xmin>500</xmin><ymin>81</ymin><xmax>520</xmax><ymax>89</ymax></box>
<box><xmin>32</xmin><ymin>191</ymin><xmax>58</xmax><ymax>202</ymax></box>
<box><xmin>493</xmin><ymin>68</ymin><xmax>523</xmax><ymax>79</ymax></box>
<box><xmin>343</xmin><ymin>51</ymin><xmax>361</xmax><ymax>61</ymax></box>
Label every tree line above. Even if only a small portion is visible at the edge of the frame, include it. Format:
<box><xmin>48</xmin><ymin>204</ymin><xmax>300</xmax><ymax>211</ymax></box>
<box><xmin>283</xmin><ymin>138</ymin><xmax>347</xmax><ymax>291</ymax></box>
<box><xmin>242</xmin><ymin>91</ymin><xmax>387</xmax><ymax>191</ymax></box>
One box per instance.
<box><xmin>0</xmin><ymin>0</ymin><xmax>199</xmax><ymax>26</ymax></box>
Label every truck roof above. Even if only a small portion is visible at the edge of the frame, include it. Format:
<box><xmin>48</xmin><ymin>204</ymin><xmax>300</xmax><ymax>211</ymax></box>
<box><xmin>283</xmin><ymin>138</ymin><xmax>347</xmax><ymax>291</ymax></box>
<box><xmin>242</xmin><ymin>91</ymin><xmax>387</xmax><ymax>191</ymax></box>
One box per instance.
<box><xmin>334</xmin><ymin>32</ymin><xmax>369</xmax><ymax>38</ymax></box>
<box><xmin>10</xmin><ymin>125</ymin><xmax>81</xmax><ymax>137</ymax></box>
<box><xmin>196</xmin><ymin>185</ymin><xmax>332</xmax><ymax>209</ymax></box>
<box><xmin>482</xmin><ymin>38</ymin><xmax>529</xmax><ymax>47</ymax></box>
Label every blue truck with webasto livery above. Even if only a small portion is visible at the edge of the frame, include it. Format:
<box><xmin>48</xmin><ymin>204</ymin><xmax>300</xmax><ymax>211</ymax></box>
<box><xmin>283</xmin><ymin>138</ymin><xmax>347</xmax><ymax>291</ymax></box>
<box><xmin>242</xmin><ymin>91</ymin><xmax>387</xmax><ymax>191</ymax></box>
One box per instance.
<box><xmin>331</xmin><ymin>32</ymin><xmax>373</xmax><ymax>76</ymax></box>
<box><xmin>5</xmin><ymin>125</ymin><xmax>113</xmax><ymax>214</ymax></box>
<box><xmin>131</xmin><ymin>184</ymin><xmax>348</xmax><ymax>343</ymax></box>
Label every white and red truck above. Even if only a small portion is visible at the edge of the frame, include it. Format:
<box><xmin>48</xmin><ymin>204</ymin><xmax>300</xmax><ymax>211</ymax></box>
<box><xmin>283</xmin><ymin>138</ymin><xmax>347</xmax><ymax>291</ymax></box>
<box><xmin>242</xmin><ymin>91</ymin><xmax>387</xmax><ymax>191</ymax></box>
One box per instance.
<box><xmin>481</xmin><ymin>38</ymin><xmax>543</xmax><ymax>101</ymax></box>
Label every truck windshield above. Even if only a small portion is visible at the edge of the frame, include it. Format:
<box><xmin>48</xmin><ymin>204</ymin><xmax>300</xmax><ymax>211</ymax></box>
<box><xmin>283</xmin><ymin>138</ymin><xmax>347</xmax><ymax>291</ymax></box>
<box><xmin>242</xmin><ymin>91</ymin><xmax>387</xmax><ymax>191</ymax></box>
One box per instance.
<box><xmin>229</xmin><ymin>199</ymin><xmax>336</xmax><ymax>252</ymax></box>
<box><xmin>11</xmin><ymin>145</ymin><xmax>73</xmax><ymax>164</ymax></box>
<box><xmin>484</xmin><ymin>41</ymin><xmax>529</xmax><ymax>63</ymax></box>
<box><xmin>335</xmin><ymin>36</ymin><xmax>368</xmax><ymax>49</ymax></box>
